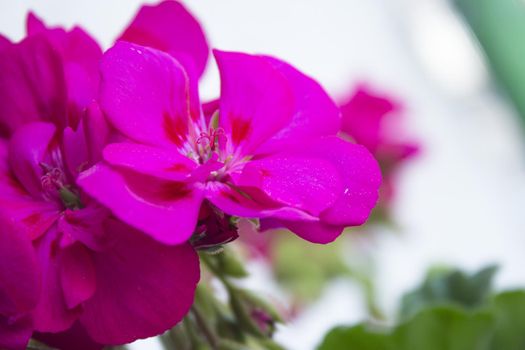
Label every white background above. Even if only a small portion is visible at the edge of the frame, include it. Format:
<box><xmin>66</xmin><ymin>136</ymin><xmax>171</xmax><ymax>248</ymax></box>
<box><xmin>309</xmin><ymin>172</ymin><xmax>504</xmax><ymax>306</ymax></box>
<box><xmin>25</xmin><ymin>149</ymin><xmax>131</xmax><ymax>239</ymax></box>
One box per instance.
<box><xmin>1</xmin><ymin>1</ymin><xmax>525</xmax><ymax>349</ymax></box>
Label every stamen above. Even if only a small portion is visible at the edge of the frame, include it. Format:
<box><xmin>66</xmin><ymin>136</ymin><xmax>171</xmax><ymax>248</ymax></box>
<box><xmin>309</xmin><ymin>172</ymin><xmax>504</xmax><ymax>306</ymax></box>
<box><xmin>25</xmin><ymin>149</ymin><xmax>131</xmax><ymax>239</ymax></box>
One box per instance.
<box><xmin>39</xmin><ymin>162</ymin><xmax>83</xmax><ymax>209</ymax></box>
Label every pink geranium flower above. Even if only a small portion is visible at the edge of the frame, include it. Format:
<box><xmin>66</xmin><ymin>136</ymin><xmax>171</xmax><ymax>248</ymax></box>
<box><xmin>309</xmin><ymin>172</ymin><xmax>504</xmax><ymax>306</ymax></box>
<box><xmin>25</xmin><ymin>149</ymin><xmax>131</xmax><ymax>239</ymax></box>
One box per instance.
<box><xmin>0</xmin><ymin>1</ymin><xmax>207</xmax><ymax>348</ymax></box>
<box><xmin>340</xmin><ymin>85</ymin><xmax>419</xmax><ymax>206</ymax></box>
<box><xmin>78</xmin><ymin>42</ymin><xmax>382</xmax><ymax>246</ymax></box>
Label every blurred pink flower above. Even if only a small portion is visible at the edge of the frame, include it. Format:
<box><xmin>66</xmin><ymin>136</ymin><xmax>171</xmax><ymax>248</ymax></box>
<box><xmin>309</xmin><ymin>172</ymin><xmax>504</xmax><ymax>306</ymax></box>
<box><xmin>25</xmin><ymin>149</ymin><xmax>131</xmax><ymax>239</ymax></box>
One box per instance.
<box><xmin>340</xmin><ymin>85</ymin><xmax>419</xmax><ymax>206</ymax></box>
<box><xmin>0</xmin><ymin>1</ymin><xmax>206</xmax><ymax>348</ymax></box>
<box><xmin>78</xmin><ymin>42</ymin><xmax>382</xmax><ymax>246</ymax></box>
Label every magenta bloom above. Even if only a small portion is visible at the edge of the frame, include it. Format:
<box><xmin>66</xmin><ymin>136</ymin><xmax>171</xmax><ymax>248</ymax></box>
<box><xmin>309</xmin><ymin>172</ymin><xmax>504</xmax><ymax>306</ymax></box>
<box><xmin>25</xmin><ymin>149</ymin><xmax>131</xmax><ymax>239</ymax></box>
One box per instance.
<box><xmin>0</xmin><ymin>1</ymin><xmax>207</xmax><ymax>347</ymax></box>
<box><xmin>340</xmin><ymin>86</ymin><xmax>419</xmax><ymax>204</ymax></box>
<box><xmin>78</xmin><ymin>41</ymin><xmax>381</xmax><ymax>246</ymax></box>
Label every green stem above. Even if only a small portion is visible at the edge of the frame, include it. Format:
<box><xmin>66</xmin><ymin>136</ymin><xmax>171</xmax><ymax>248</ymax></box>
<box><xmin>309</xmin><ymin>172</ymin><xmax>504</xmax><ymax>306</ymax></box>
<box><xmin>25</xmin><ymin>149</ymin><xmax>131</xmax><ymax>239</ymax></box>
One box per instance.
<box><xmin>191</xmin><ymin>304</ymin><xmax>219</xmax><ymax>349</ymax></box>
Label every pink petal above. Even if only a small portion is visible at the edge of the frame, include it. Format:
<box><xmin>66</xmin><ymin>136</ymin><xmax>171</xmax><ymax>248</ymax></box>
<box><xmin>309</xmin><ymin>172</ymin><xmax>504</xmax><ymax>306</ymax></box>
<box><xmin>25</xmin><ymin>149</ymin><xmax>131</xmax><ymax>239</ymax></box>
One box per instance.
<box><xmin>205</xmin><ymin>182</ymin><xmax>319</xmax><ymax>222</ymax></box>
<box><xmin>307</xmin><ymin>136</ymin><xmax>381</xmax><ymax>226</ymax></box>
<box><xmin>59</xmin><ymin>243</ymin><xmax>96</xmax><ymax>310</ymax></box>
<box><xmin>0</xmin><ymin>35</ymin><xmax>67</xmax><ymax>135</ymax></box>
<box><xmin>35</xmin><ymin>321</ymin><xmax>103</xmax><ymax>350</ymax></box>
<box><xmin>103</xmin><ymin>142</ymin><xmax>196</xmax><ymax>181</ymax></box>
<box><xmin>0</xmin><ymin>34</ymin><xmax>10</xmax><ymax>49</ymax></box>
<box><xmin>0</xmin><ymin>214</ymin><xmax>40</xmax><ymax>316</ymax></box>
<box><xmin>0</xmin><ymin>139</ymin><xmax>59</xmax><ymax>240</ymax></box>
<box><xmin>268</xmin><ymin>219</ymin><xmax>343</xmax><ymax>244</ymax></box>
<box><xmin>340</xmin><ymin>86</ymin><xmax>400</xmax><ymax>153</ymax></box>
<box><xmin>62</xmin><ymin>124</ymin><xmax>89</xmax><ymax>180</ymax></box>
<box><xmin>77</xmin><ymin>163</ymin><xmax>203</xmax><ymax>244</ymax></box>
<box><xmin>26</xmin><ymin>12</ymin><xmax>46</xmax><ymax>35</ymax></box>
<box><xmin>62</xmin><ymin>103</ymin><xmax>111</xmax><ymax>179</ymax></box>
<box><xmin>8</xmin><ymin>122</ymin><xmax>57</xmax><ymax>199</ymax></box>
<box><xmin>255</xmin><ymin>56</ymin><xmax>341</xmax><ymax>155</ymax></box>
<box><xmin>58</xmin><ymin>206</ymin><xmax>112</xmax><ymax>252</ymax></box>
<box><xmin>80</xmin><ymin>219</ymin><xmax>200</xmax><ymax>344</ymax></box>
<box><xmin>27</xmin><ymin>12</ymin><xmax>102</xmax><ymax>117</ymax></box>
<box><xmin>237</xmin><ymin>155</ymin><xmax>343</xmax><ymax>216</ymax></box>
<box><xmin>100</xmin><ymin>42</ymin><xmax>196</xmax><ymax>149</ymax></box>
<box><xmin>202</xmin><ymin>98</ymin><xmax>219</xmax><ymax>125</ymax></box>
<box><xmin>82</xmin><ymin>102</ymin><xmax>110</xmax><ymax>166</ymax></box>
<box><xmin>119</xmin><ymin>0</ymin><xmax>209</xmax><ymax>79</ymax></box>
<box><xmin>33</xmin><ymin>226</ymin><xmax>80</xmax><ymax>333</ymax></box>
<box><xmin>214</xmin><ymin>50</ymin><xmax>295</xmax><ymax>156</ymax></box>
<box><xmin>0</xmin><ymin>314</ymin><xmax>33</xmax><ymax>350</ymax></box>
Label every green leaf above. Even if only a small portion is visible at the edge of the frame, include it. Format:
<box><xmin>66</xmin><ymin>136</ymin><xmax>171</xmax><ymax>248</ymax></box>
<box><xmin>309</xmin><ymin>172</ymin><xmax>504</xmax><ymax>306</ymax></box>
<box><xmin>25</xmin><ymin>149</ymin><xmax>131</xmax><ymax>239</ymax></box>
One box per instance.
<box><xmin>455</xmin><ymin>0</ymin><xmax>525</xmax><ymax>124</ymax></box>
<box><xmin>490</xmin><ymin>291</ymin><xmax>525</xmax><ymax>350</ymax></box>
<box><xmin>318</xmin><ymin>324</ymin><xmax>390</xmax><ymax>350</ymax></box>
<box><xmin>393</xmin><ymin>307</ymin><xmax>493</xmax><ymax>350</ymax></box>
<box><xmin>317</xmin><ymin>306</ymin><xmax>493</xmax><ymax>350</ymax></box>
<box><xmin>400</xmin><ymin>265</ymin><xmax>497</xmax><ymax>319</ymax></box>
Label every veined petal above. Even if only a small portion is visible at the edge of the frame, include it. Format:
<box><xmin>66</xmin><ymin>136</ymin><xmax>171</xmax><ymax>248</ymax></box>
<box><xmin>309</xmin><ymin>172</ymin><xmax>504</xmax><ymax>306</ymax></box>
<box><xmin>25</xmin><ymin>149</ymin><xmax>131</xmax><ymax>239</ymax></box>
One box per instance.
<box><xmin>237</xmin><ymin>155</ymin><xmax>343</xmax><ymax>216</ymax></box>
<box><xmin>77</xmin><ymin>163</ymin><xmax>203</xmax><ymax>245</ymax></box>
<box><xmin>103</xmin><ymin>142</ymin><xmax>196</xmax><ymax>182</ymax></box>
<box><xmin>305</xmin><ymin>136</ymin><xmax>381</xmax><ymax>226</ymax></box>
<box><xmin>100</xmin><ymin>42</ymin><xmax>196</xmax><ymax>149</ymax></box>
<box><xmin>206</xmin><ymin>182</ymin><xmax>322</xmax><ymax>222</ymax></box>
<box><xmin>214</xmin><ymin>50</ymin><xmax>295</xmax><ymax>156</ymax></box>
<box><xmin>119</xmin><ymin>0</ymin><xmax>209</xmax><ymax>79</ymax></box>
<box><xmin>80</xmin><ymin>219</ymin><xmax>200</xmax><ymax>344</ymax></box>
<box><xmin>255</xmin><ymin>56</ymin><xmax>341</xmax><ymax>155</ymax></box>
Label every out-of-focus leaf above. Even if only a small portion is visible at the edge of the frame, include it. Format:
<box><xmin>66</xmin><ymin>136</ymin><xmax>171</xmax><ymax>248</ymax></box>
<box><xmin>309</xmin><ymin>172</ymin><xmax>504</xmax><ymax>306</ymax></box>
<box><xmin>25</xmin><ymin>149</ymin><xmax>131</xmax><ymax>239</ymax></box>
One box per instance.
<box><xmin>318</xmin><ymin>306</ymin><xmax>493</xmax><ymax>350</ymax></box>
<box><xmin>490</xmin><ymin>291</ymin><xmax>525</xmax><ymax>350</ymax></box>
<box><xmin>455</xmin><ymin>0</ymin><xmax>525</xmax><ymax>123</ymax></box>
<box><xmin>392</xmin><ymin>307</ymin><xmax>493</xmax><ymax>350</ymax></box>
<box><xmin>318</xmin><ymin>324</ymin><xmax>390</xmax><ymax>350</ymax></box>
<box><xmin>400</xmin><ymin>265</ymin><xmax>497</xmax><ymax>319</ymax></box>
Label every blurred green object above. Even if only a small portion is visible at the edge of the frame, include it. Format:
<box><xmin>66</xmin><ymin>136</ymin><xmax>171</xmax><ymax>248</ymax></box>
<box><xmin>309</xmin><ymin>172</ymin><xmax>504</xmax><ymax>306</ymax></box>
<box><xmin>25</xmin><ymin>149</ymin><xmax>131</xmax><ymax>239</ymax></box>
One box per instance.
<box><xmin>318</xmin><ymin>263</ymin><xmax>525</xmax><ymax>350</ymax></box>
<box><xmin>319</xmin><ymin>306</ymin><xmax>493</xmax><ymax>350</ymax></box>
<box><xmin>272</xmin><ymin>232</ymin><xmax>351</xmax><ymax>302</ymax></box>
<box><xmin>400</xmin><ymin>265</ymin><xmax>498</xmax><ymax>319</ymax></box>
<box><xmin>319</xmin><ymin>292</ymin><xmax>525</xmax><ymax>350</ymax></box>
<box><xmin>455</xmin><ymin>0</ymin><xmax>525</xmax><ymax>123</ymax></box>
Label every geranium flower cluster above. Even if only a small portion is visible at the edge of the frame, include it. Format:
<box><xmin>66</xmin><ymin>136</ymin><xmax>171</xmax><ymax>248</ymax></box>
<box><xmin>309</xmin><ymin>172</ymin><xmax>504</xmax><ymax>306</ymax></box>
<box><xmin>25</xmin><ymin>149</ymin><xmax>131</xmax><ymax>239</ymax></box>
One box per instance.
<box><xmin>0</xmin><ymin>1</ymin><xmax>381</xmax><ymax>349</ymax></box>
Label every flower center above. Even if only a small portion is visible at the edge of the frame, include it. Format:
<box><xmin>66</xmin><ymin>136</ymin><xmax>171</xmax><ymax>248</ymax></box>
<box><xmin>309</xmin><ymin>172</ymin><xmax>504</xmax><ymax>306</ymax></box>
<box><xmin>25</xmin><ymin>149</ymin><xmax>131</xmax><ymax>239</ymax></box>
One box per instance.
<box><xmin>40</xmin><ymin>163</ymin><xmax>83</xmax><ymax>210</ymax></box>
<box><xmin>196</xmin><ymin>126</ymin><xmax>225</xmax><ymax>158</ymax></box>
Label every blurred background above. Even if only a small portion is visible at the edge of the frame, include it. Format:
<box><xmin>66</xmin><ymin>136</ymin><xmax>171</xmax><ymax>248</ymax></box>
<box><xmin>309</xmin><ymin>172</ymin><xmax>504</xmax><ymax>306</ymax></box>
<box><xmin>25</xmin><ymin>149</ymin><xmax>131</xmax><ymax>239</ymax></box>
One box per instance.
<box><xmin>1</xmin><ymin>0</ymin><xmax>524</xmax><ymax>349</ymax></box>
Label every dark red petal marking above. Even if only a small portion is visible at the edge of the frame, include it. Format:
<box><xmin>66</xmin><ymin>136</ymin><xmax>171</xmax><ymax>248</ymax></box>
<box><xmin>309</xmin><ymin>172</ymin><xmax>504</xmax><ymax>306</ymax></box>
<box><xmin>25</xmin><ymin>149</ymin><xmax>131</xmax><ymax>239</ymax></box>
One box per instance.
<box><xmin>165</xmin><ymin>163</ymin><xmax>191</xmax><ymax>172</ymax></box>
<box><xmin>159</xmin><ymin>182</ymin><xmax>192</xmax><ymax>201</ymax></box>
<box><xmin>22</xmin><ymin>212</ymin><xmax>42</xmax><ymax>226</ymax></box>
<box><xmin>163</xmin><ymin>112</ymin><xmax>187</xmax><ymax>147</ymax></box>
<box><xmin>230</xmin><ymin>115</ymin><xmax>251</xmax><ymax>145</ymax></box>
<box><xmin>221</xmin><ymin>189</ymin><xmax>241</xmax><ymax>204</ymax></box>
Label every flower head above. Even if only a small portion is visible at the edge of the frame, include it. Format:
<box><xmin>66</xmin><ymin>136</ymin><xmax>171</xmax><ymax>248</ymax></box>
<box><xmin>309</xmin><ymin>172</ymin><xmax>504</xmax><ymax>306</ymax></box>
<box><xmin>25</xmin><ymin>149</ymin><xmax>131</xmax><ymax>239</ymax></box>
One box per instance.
<box><xmin>78</xmin><ymin>42</ymin><xmax>382</xmax><ymax>246</ymax></box>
